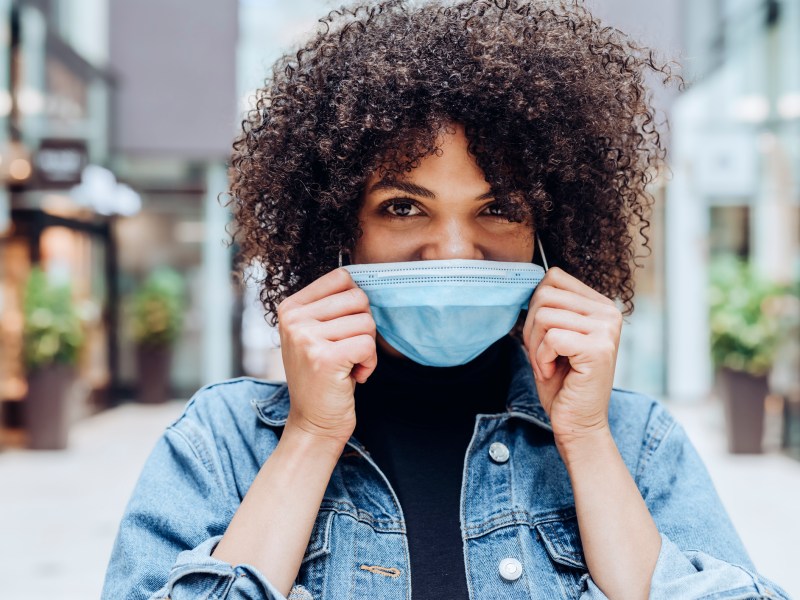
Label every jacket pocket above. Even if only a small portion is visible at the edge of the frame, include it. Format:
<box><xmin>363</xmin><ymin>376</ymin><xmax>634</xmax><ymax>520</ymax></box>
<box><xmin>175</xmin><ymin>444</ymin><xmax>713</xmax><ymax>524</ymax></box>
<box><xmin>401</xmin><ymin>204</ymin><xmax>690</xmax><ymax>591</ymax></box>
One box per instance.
<box><xmin>302</xmin><ymin>510</ymin><xmax>334</xmax><ymax>564</ymax></box>
<box><xmin>534</xmin><ymin>512</ymin><xmax>587</xmax><ymax>571</ymax></box>
<box><xmin>293</xmin><ymin>511</ymin><xmax>335</xmax><ymax>600</ymax></box>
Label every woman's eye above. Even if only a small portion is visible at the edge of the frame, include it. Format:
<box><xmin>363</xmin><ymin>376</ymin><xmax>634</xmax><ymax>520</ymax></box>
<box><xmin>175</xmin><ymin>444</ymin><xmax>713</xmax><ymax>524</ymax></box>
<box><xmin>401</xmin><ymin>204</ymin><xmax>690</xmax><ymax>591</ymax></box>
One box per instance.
<box><xmin>483</xmin><ymin>203</ymin><xmax>510</xmax><ymax>219</ymax></box>
<box><xmin>382</xmin><ymin>200</ymin><xmax>422</xmax><ymax>218</ymax></box>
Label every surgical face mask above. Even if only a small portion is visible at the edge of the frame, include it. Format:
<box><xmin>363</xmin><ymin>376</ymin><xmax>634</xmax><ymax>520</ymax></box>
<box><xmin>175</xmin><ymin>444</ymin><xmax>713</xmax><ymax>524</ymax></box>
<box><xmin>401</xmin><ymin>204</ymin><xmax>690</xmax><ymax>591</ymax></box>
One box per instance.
<box><xmin>343</xmin><ymin>249</ymin><xmax>547</xmax><ymax>367</ymax></box>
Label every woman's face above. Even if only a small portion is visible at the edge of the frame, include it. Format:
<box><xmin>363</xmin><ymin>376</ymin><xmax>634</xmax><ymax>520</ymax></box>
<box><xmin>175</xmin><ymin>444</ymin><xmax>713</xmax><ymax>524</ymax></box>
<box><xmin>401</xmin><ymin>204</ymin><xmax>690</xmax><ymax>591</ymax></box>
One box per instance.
<box><xmin>352</xmin><ymin>124</ymin><xmax>535</xmax><ymax>264</ymax></box>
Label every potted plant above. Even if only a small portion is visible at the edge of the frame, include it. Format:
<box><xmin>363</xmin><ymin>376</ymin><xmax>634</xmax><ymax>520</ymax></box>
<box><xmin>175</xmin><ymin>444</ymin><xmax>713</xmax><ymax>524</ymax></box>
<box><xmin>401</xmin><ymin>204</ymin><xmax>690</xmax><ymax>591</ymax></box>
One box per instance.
<box><xmin>22</xmin><ymin>267</ymin><xmax>85</xmax><ymax>449</ymax></box>
<box><xmin>131</xmin><ymin>269</ymin><xmax>185</xmax><ymax>404</ymax></box>
<box><xmin>709</xmin><ymin>255</ymin><xmax>791</xmax><ymax>453</ymax></box>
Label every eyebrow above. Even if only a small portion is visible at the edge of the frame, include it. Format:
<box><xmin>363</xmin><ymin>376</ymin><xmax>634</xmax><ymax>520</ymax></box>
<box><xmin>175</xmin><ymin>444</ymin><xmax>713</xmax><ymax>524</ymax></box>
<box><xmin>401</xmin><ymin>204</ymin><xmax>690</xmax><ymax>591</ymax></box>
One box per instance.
<box><xmin>368</xmin><ymin>178</ymin><xmax>495</xmax><ymax>201</ymax></box>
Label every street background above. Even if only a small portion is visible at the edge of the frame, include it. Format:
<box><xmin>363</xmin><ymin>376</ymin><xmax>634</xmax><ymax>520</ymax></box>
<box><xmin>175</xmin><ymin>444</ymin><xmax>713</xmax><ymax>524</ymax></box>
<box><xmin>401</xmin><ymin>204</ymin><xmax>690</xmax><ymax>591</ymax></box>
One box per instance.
<box><xmin>1</xmin><ymin>0</ymin><xmax>799</xmax><ymax>598</ymax></box>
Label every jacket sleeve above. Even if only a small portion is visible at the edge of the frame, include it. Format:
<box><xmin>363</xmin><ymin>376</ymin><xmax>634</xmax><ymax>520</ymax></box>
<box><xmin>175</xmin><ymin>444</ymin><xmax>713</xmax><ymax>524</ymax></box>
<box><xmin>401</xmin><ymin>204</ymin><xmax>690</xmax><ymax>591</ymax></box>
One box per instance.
<box><xmin>100</xmin><ymin>408</ymin><xmax>288</xmax><ymax>600</ymax></box>
<box><xmin>579</xmin><ymin>400</ymin><xmax>791</xmax><ymax>600</ymax></box>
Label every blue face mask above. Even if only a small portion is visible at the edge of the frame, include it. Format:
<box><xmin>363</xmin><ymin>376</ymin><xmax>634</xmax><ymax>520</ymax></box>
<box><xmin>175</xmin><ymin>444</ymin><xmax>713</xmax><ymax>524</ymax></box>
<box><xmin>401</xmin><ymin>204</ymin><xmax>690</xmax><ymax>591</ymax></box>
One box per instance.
<box><xmin>343</xmin><ymin>258</ymin><xmax>546</xmax><ymax>367</ymax></box>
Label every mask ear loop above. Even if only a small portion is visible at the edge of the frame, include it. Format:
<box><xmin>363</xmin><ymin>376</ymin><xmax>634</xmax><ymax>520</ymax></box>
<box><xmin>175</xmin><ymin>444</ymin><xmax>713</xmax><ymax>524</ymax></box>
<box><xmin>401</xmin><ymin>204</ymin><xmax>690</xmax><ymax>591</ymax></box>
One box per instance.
<box><xmin>536</xmin><ymin>234</ymin><xmax>549</xmax><ymax>271</ymax></box>
<box><xmin>338</xmin><ymin>250</ymin><xmax>350</xmax><ymax>268</ymax></box>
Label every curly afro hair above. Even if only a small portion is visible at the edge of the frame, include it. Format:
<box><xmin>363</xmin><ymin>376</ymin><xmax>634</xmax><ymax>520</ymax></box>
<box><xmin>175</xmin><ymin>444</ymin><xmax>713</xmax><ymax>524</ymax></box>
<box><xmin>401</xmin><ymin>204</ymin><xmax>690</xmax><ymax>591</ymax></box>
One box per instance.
<box><xmin>229</xmin><ymin>0</ymin><xmax>678</xmax><ymax>323</ymax></box>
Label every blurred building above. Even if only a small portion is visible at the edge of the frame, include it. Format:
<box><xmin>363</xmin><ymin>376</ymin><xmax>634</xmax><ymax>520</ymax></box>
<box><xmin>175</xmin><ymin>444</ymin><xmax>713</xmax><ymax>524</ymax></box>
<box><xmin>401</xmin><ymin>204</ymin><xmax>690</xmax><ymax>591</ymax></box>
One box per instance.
<box><xmin>1</xmin><ymin>0</ymin><xmax>240</xmax><ymax>444</ymax></box>
<box><xmin>669</xmin><ymin>0</ymin><xmax>799</xmax><ymax>457</ymax></box>
<box><xmin>0</xmin><ymin>0</ymin><xmax>120</xmax><ymax>428</ymax></box>
<box><xmin>668</xmin><ymin>0</ymin><xmax>799</xmax><ymax>396</ymax></box>
<box><xmin>108</xmin><ymin>0</ymin><xmax>239</xmax><ymax>398</ymax></box>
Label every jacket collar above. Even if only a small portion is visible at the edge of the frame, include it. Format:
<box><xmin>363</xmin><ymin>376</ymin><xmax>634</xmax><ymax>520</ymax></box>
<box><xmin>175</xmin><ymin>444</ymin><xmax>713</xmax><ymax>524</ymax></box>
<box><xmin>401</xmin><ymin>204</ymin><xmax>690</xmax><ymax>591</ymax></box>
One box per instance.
<box><xmin>504</xmin><ymin>337</ymin><xmax>553</xmax><ymax>431</ymax></box>
<box><xmin>251</xmin><ymin>337</ymin><xmax>552</xmax><ymax>432</ymax></box>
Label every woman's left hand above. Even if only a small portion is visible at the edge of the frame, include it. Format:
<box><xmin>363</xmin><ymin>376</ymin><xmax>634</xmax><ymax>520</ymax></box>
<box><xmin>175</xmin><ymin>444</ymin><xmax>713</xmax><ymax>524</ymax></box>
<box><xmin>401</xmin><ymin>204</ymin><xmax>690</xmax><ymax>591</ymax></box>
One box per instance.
<box><xmin>522</xmin><ymin>267</ymin><xmax>623</xmax><ymax>448</ymax></box>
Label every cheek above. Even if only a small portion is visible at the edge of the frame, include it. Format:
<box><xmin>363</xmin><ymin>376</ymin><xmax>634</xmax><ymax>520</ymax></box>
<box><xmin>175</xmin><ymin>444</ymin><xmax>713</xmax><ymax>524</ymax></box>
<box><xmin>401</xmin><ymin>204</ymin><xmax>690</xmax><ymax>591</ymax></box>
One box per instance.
<box><xmin>488</xmin><ymin>225</ymin><xmax>535</xmax><ymax>262</ymax></box>
<box><xmin>352</xmin><ymin>220</ymin><xmax>416</xmax><ymax>263</ymax></box>
<box><xmin>351</xmin><ymin>229</ymin><xmax>375</xmax><ymax>262</ymax></box>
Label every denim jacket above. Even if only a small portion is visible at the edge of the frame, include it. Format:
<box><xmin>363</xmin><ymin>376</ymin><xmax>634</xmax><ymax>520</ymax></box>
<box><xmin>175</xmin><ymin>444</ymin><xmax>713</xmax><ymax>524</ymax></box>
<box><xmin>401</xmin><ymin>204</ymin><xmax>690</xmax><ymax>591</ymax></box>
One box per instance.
<box><xmin>102</xmin><ymin>341</ymin><xmax>790</xmax><ymax>600</ymax></box>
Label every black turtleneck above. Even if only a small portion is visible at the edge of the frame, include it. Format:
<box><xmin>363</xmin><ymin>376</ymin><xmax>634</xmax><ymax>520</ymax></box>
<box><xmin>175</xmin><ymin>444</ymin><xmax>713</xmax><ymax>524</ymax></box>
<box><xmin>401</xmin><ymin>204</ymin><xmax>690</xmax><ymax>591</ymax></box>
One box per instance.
<box><xmin>353</xmin><ymin>336</ymin><xmax>513</xmax><ymax>599</ymax></box>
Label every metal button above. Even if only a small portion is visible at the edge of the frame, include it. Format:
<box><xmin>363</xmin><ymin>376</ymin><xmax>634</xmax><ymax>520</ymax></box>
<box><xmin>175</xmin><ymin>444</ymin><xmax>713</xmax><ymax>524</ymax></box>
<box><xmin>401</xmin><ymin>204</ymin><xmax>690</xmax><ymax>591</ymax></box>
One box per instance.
<box><xmin>498</xmin><ymin>557</ymin><xmax>523</xmax><ymax>581</ymax></box>
<box><xmin>489</xmin><ymin>442</ymin><xmax>510</xmax><ymax>464</ymax></box>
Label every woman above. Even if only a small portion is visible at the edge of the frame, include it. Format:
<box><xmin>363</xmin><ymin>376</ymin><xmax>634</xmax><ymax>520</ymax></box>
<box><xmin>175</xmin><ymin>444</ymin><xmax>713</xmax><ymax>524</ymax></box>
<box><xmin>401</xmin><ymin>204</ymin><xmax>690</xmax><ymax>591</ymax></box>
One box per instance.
<box><xmin>102</xmin><ymin>1</ymin><xmax>790</xmax><ymax>599</ymax></box>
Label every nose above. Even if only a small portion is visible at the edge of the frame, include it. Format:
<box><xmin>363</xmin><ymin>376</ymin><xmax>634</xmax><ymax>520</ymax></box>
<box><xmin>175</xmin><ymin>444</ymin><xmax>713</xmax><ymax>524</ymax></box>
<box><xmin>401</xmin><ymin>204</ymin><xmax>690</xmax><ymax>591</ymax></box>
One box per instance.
<box><xmin>419</xmin><ymin>218</ymin><xmax>484</xmax><ymax>261</ymax></box>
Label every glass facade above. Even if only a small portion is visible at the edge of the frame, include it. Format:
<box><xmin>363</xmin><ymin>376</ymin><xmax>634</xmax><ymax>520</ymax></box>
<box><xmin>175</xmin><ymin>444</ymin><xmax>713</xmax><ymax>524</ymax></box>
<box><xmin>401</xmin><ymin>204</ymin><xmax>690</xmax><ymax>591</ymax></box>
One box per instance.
<box><xmin>671</xmin><ymin>0</ymin><xmax>800</xmax><ymax>454</ymax></box>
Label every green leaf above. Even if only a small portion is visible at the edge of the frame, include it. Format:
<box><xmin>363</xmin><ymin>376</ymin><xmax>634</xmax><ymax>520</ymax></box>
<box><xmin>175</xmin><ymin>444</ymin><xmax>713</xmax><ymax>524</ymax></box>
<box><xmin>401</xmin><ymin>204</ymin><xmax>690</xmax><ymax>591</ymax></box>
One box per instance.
<box><xmin>22</xmin><ymin>267</ymin><xmax>85</xmax><ymax>371</ymax></box>
<box><xmin>708</xmin><ymin>255</ymin><xmax>797</xmax><ymax>376</ymax></box>
<box><xmin>129</xmin><ymin>268</ymin><xmax>186</xmax><ymax>347</ymax></box>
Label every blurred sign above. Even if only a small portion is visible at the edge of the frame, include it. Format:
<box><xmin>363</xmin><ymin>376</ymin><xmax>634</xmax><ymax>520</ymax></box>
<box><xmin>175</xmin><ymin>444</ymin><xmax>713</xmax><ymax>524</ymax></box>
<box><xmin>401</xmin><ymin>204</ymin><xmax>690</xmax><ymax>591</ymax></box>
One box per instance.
<box><xmin>70</xmin><ymin>165</ymin><xmax>142</xmax><ymax>217</ymax></box>
<box><xmin>34</xmin><ymin>139</ymin><xmax>88</xmax><ymax>188</ymax></box>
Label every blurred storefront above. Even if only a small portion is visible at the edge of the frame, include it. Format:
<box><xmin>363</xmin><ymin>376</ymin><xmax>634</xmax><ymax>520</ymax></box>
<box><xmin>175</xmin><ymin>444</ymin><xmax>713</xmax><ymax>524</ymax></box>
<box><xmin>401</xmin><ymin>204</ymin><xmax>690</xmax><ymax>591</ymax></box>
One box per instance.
<box><xmin>2</xmin><ymin>0</ymin><xmax>241</xmax><ymax>442</ymax></box>
<box><xmin>0</xmin><ymin>0</ymin><xmax>124</xmax><ymax>432</ymax></box>
<box><xmin>668</xmin><ymin>0</ymin><xmax>799</xmax><ymax>453</ymax></box>
<box><xmin>108</xmin><ymin>0</ymin><xmax>239</xmax><ymax>398</ymax></box>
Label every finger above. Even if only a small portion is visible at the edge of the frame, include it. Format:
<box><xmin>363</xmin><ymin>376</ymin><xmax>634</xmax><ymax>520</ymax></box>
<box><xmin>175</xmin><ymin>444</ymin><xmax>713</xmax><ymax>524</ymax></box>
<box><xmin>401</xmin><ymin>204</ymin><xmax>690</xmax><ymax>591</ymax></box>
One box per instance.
<box><xmin>299</xmin><ymin>287</ymin><xmax>371</xmax><ymax>323</ymax></box>
<box><xmin>351</xmin><ymin>363</ymin><xmax>374</xmax><ymax>384</ymax></box>
<box><xmin>524</xmin><ymin>307</ymin><xmax>595</xmax><ymax>379</ymax></box>
<box><xmin>528</xmin><ymin>286</ymin><xmax>599</xmax><ymax>316</ymax></box>
<box><xmin>282</xmin><ymin>268</ymin><xmax>357</xmax><ymax>308</ymax></box>
<box><xmin>523</xmin><ymin>286</ymin><xmax>599</xmax><ymax>341</ymax></box>
<box><xmin>312</xmin><ymin>313</ymin><xmax>376</xmax><ymax>342</ymax></box>
<box><xmin>539</xmin><ymin>267</ymin><xmax>616</xmax><ymax>306</ymax></box>
<box><xmin>535</xmin><ymin>328</ymin><xmax>587</xmax><ymax>379</ymax></box>
<box><xmin>336</xmin><ymin>334</ymin><xmax>378</xmax><ymax>383</ymax></box>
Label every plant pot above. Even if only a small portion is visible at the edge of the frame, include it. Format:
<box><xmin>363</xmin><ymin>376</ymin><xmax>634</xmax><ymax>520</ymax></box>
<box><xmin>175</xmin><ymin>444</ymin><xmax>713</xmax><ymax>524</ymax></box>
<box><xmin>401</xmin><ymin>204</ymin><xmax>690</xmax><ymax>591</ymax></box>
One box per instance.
<box><xmin>784</xmin><ymin>395</ymin><xmax>800</xmax><ymax>459</ymax></box>
<box><xmin>136</xmin><ymin>344</ymin><xmax>173</xmax><ymax>404</ymax></box>
<box><xmin>717</xmin><ymin>367</ymin><xmax>768</xmax><ymax>454</ymax></box>
<box><xmin>25</xmin><ymin>363</ymin><xmax>76</xmax><ymax>450</ymax></box>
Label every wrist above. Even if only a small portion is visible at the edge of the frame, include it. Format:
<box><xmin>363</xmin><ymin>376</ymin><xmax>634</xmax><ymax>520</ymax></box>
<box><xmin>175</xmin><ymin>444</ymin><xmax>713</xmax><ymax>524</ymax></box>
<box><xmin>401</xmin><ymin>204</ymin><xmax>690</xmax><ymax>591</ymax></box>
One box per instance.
<box><xmin>283</xmin><ymin>415</ymin><xmax>352</xmax><ymax>458</ymax></box>
<box><xmin>554</xmin><ymin>423</ymin><xmax>615</xmax><ymax>468</ymax></box>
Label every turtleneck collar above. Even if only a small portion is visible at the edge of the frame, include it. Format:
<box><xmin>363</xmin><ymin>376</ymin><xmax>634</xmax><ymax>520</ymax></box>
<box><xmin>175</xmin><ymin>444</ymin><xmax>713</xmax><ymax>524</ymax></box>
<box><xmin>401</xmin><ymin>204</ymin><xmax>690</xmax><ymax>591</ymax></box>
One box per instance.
<box><xmin>354</xmin><ymin>335</ymin><xmax>513</xmax><ymax>428</ymax></box>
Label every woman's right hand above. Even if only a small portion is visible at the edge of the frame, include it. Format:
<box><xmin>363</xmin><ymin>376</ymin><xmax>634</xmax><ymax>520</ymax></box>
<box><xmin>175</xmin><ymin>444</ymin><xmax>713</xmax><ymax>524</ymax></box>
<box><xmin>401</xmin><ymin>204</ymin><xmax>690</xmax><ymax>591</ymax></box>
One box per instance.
<box><xmin>277</xmin><ymin>267</ymin><xmax>377</xmax><ymax>446</ymax></box>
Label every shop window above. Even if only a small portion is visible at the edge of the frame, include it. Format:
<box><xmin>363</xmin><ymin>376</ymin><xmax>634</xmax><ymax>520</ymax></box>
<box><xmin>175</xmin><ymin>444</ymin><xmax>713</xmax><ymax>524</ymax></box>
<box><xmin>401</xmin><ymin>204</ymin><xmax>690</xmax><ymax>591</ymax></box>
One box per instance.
<box><xmin>709</xmin><ymin>205</ymin><xmax>750</xmax><ymax>257</ymax></box>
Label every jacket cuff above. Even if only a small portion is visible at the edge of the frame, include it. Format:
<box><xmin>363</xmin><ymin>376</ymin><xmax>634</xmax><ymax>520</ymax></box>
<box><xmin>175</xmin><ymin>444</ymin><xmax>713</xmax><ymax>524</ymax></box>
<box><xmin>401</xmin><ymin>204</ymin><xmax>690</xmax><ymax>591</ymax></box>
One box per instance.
<box><xmin>579</xmin><ymin>533</ymin><xmax>790</xmax><ymax>600</ymax></box>
<box><xmin>154</xmin><ymin>535</ymin><xmax>289</xmax><ymax>600</ymax></box>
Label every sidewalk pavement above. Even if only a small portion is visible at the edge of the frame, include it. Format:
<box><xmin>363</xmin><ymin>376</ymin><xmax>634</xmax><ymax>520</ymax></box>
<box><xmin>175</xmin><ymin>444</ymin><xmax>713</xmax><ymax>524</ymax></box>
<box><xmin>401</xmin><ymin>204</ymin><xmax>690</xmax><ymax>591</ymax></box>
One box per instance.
<box><xmin>0</xmin><ymin>401</ymin><xmax>187</xmax><ymax>600</ymax></box>
<box><xmin>0</xmin><ymin>396</ymin><xmax>798</xmax><ymax>600</ymax></box>
<box><xmin>668</xmin><ymin>398</ymin><xmax>800</xmax><ymax>597</ymax></box>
